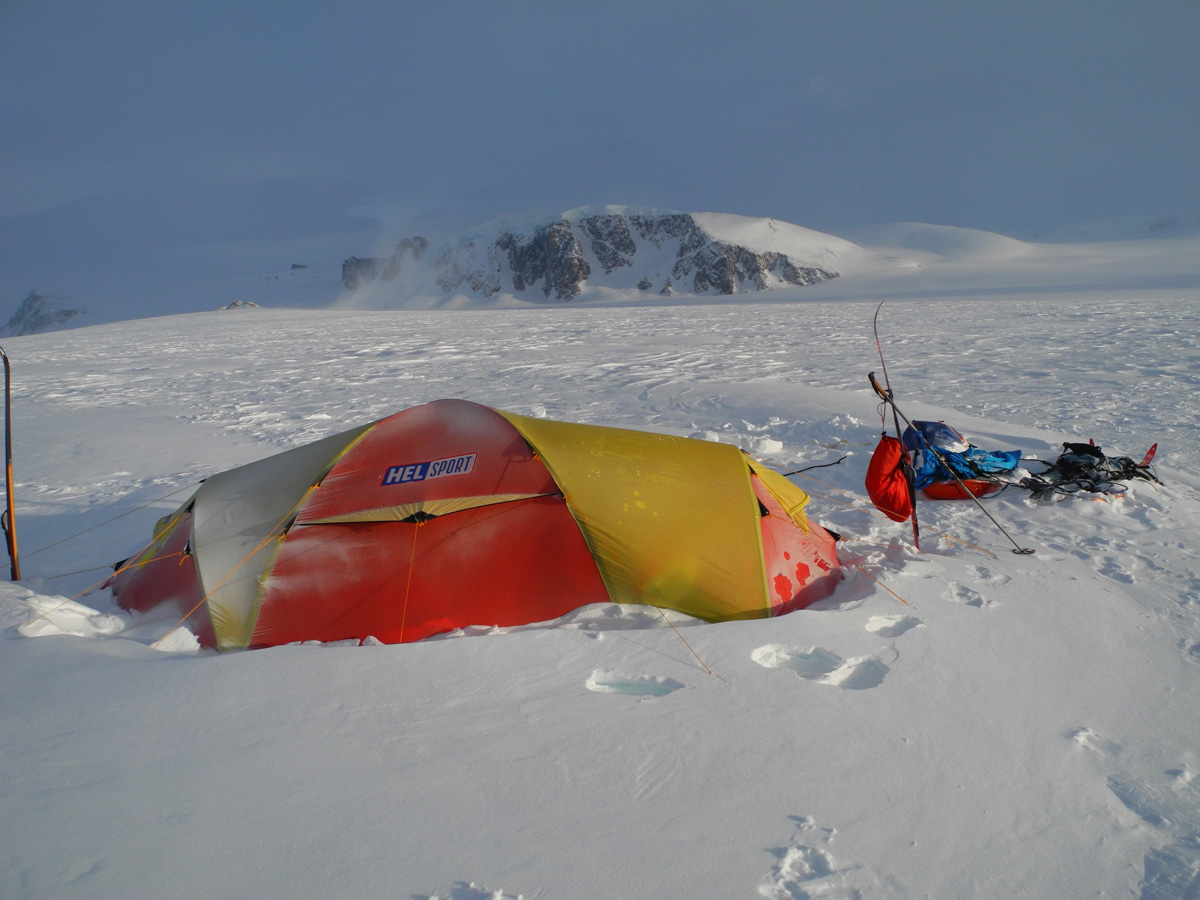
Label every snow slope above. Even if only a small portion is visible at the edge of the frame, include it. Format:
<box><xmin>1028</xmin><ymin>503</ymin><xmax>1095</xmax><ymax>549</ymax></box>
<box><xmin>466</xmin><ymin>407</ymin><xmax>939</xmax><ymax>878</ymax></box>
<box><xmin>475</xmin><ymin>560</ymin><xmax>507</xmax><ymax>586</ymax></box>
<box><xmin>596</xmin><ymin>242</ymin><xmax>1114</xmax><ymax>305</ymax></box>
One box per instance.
<box><xmin>821</xmin><ymin>225</ymin><xmax>1199</xmax><ymax>303</ymax></box>
<box><xmin>1</xmin><ymin>294</ymin><xmax>1198</xmax><ymax>899</ymax></box>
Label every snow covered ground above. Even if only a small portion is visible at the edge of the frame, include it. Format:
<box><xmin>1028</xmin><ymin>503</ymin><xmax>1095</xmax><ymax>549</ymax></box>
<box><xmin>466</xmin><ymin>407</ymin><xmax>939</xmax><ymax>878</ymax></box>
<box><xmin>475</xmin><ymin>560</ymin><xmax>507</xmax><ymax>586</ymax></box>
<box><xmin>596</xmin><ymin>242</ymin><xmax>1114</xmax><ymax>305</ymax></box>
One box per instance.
<box><xmin>1</xmin><ymin>290</ymin><xmax>1198</xmax><ymax>898</ymax></box>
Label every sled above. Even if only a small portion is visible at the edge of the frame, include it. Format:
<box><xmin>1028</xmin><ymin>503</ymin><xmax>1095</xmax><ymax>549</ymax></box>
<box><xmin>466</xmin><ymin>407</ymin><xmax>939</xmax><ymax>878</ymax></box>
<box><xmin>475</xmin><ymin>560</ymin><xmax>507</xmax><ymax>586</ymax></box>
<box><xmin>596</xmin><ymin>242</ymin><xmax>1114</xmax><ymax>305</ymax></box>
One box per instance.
<box><xmin>921</xmin><ymin>479</ymin><xmax>1005</xmax><ymax>501</ymax></box>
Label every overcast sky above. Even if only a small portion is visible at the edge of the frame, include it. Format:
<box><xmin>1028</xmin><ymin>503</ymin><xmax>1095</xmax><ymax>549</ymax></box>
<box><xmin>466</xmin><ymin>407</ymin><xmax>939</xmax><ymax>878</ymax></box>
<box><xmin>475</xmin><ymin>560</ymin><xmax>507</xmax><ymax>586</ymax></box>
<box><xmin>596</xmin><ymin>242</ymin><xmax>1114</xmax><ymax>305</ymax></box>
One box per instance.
<box><xmin>1</xmin><ymin>1</ymin><xmax>1196</xmax><ymax>315</ymax></box>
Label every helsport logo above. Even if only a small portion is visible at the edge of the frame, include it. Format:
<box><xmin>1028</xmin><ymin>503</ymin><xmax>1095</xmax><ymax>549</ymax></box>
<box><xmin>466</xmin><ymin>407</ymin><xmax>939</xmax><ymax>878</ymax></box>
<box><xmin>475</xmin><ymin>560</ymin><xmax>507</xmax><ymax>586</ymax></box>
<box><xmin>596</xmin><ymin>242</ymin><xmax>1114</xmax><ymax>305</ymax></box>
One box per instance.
<box><xmin>382</xmin><ymin>452</ymin><xmax>477</xmax><ymax>486</ymax></box>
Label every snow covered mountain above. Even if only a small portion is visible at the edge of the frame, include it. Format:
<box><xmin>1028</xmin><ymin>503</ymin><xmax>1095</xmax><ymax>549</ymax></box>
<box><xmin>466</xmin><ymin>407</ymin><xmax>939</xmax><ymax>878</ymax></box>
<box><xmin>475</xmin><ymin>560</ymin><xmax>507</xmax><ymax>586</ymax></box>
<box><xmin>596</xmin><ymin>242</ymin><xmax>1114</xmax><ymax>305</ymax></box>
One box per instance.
<box><xmin>2</xmin><ymin>203</ymin><xmax>1192</xmax><ymax>327</ymax></box>
<box><xmin>340</xmin><ymin>207</ymin><xmax>900</xmax><ymax>305</ymax></box>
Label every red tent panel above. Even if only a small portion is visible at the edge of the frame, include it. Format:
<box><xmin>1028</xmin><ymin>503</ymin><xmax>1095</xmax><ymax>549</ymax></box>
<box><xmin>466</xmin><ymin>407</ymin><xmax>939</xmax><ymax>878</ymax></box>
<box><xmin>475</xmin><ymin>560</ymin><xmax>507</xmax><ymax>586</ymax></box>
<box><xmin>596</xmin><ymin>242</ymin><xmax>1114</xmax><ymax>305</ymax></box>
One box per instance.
<box><xmin>111</xmin><ymin>510</ymin><xmax>216</xmax><ymax>647</ymax></box>
<box><xmin>296</xmin><ymin>399</ymin><xmax>559</xmax><ymax>524</ymax></box>
<box><xmin>753</xmin><ymin>476</ymin><xmax>841</xmax><ymax>616</ymax></box>
<box><xmin>253</xmin><ymin>496</ymin><xmax>610</xmax><ymax>645</ymax></box>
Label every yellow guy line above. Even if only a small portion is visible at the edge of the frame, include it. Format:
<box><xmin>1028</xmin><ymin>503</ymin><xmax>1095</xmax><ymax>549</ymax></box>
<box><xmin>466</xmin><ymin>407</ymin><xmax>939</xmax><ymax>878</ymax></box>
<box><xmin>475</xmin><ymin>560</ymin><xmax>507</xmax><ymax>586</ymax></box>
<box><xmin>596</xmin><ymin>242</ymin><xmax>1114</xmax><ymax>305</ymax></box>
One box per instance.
<box><xmin>942</xmin><ymin>534</ymin><xmax>999</xmax><ymax>558</ymax></box>
<box><xmin>654</xmin><ymin>606</ymin><xmax>713</xmax><ymax>675</ymax></box>
<box><xmin>22</xmin><ymin>482</ymin><xmax>198</xmax><ymax>560</ymax></box>
<box><xmin>851</xmin><ymin>563</ymin><xmax>910</xmax><ymax>607</ymax></box>
<box><xmin>397</xmin><ymin>520</ymin><xmax>422</xmax><ymax>644</ymax></box>
<box><xmin>20</xmin><ymin>537</ymin><xmax>183</xmax><ymax>628</ymax></box>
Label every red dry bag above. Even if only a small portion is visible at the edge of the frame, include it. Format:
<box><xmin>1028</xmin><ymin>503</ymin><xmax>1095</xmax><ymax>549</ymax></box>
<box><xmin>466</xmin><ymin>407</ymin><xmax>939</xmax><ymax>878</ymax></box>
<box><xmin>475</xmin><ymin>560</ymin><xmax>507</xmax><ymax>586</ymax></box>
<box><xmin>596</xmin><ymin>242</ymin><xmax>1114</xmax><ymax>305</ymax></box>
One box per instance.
<box><xmin>865</xmin><ymin>435</ymin><xmax>913</xmax><ymax>522</ymax></box>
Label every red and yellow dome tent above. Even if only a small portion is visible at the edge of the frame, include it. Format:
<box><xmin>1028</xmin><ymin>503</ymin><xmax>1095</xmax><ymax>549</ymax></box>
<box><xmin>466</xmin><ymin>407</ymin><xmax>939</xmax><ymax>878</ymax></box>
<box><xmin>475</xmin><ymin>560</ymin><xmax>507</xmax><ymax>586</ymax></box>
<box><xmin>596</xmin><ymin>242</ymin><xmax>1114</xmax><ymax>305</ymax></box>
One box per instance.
<box><xmin>111</xmin><ymin>399</ymin><xmax>841</xmax><ymax>651</ymax></box>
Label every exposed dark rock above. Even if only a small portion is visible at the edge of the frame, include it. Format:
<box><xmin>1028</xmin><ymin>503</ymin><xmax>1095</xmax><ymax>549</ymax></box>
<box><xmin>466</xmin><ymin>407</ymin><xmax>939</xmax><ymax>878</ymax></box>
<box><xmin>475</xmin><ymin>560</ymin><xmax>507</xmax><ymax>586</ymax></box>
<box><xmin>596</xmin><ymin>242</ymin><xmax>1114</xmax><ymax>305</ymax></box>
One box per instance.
<box><xmin>435</xmin><ymin>242</ymin><xmax>502</xmax><ymax>297</ymax></box>
<box><xmin>579</xmin><ymin>215</ymin><xmax>637</xmax><ymax>273</ymax></box>
<box><xmin>498</xmin><ymin>219</ymin><xmax>591</xmax><ymax>300</ymax></box>
<box><xmin>2</xmin><ymin>290</ymin><xmax>86</xmax><ymax>336</ymax></box>
<box><xmin>343</xmin><ymin>236</ymin><xmax>432</xmax><ymax>289</ymax></box>
<box><xmin>630</xmin><ymin>213</ymin><xmax>704</xmax><ymax>251</ymax></box>
<box><xmin>777</xmin><ymin>256</ymin><xmax>835</xmax><ymax>287</ymax></box>
<box><xmin>342</xmin><ymin>256</ymin><xmax>386</xmax><ymax>290</ymax></box>
<box><xmin>382</xmin><ymin>236</ymin><xmax>429</xmax><ymax>279</ymax></box>
<box><xmin>676</xmin><ymin>242</ymin><xmax>835</xmax><ymax>293</ymax></box>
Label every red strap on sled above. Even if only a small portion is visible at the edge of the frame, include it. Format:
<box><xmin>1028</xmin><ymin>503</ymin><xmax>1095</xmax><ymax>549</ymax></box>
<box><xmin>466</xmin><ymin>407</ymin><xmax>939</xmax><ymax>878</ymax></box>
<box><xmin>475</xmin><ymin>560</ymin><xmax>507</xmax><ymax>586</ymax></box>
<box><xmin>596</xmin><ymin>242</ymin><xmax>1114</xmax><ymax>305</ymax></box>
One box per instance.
<box><xmin>865</xmin><ymin>435</ymin><xmax>914</xmax><ymax>523</ymax></box>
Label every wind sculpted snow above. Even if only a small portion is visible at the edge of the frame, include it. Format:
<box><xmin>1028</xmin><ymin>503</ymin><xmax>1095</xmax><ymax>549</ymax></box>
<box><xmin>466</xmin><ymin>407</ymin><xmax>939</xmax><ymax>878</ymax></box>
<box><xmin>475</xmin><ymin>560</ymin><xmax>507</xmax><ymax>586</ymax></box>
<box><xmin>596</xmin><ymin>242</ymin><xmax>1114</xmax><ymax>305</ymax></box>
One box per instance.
<box><xmin>1</xmin><ymin>296</ymin><xmax>1198</xmax><ymax>899</ymax></box>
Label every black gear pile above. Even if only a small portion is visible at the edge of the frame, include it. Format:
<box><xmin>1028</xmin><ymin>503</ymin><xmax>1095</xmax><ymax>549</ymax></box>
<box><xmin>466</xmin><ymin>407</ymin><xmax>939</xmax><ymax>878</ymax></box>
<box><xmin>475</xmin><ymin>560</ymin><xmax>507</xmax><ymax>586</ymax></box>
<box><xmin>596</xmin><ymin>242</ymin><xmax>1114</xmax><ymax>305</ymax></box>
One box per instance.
<box><xmin>1019</xmin><ymin>442</ymin><xmax>1162</xmax><ymax>500</ymax></box>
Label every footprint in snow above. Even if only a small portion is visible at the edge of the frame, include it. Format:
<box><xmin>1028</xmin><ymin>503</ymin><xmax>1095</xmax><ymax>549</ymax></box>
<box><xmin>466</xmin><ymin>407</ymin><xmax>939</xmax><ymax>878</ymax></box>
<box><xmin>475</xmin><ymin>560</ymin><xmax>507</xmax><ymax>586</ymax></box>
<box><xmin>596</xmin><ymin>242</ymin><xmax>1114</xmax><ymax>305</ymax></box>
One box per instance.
<box><xmin>943</xmin><ymin>582</ymin><xmax>999</xmax><ymax>609</ymax></box>
<box><xmin>1064</xmin><ymin>727</ymin><xmax>1200</xmax><ymax>898</ymax></box>
<box><xmin>1106</xmin><ymin>767</ymin><xmax>1200</xmax><ymax>899</ymax></box>
<box><xmin>1182</xmin><ymin>639</ymin><xmax>1200</xmax><ymax>668</ymax></box>
<box><xmin>865</xmin><ymin>615</ymin><xmax>923</xmax><ymax>638</ymax></box>
<box><xmin>1097</xmin><ymin>555</ymin><xmax>1136</xmax><ymax>585</ymax></box>
<box><xmin>1066</xmin><ymin>726</ymin><xmax>1121</xmax><ymax>758</ymax></box>
<box><xmin>751</xmin><ymin>644</ymin><xmax>897</xmax><ymax>690</ymax></box>
<box><xmin>760</xmin><ymin>816</ymin><xmax>862</xmax><ymax>900</ymax></box>
<box><xmin>422</xmin><ymin>882</ymin><xmax>524</xmax><ymax>900</ymax></box>
<box><xmin>965</xmin><ymin>564</ymin><xmax>1011</xmax><ymax>587</ymax></box>
<box><xmin>585</xmin><ymin>669</ymin><xmax>684</xmax><ymax>699</ymax></box>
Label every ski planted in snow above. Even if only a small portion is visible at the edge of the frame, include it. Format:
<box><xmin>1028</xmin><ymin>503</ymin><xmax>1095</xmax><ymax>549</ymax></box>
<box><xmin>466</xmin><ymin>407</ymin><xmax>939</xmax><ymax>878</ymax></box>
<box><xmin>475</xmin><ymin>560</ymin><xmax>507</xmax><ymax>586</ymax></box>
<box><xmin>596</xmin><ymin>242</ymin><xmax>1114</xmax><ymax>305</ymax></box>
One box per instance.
<box><xmin>1</xmin><ymin>345</ymin><xmax>18</xmax><ymax>580</ymax></box>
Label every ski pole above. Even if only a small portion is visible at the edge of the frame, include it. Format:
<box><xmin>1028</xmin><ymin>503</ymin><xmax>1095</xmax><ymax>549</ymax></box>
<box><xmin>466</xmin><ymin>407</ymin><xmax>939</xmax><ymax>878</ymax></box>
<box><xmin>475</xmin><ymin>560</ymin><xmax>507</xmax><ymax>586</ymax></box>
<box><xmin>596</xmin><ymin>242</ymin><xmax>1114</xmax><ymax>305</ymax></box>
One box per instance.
<box><xmin>868</xmin><ymin>371</ymin><xmax>1034</xmax><ymax>556</ymax></box>
<box><xmin>871</xmin><ymin>301</ymin><xmax>921</xmax><ymax>549</ymax></box>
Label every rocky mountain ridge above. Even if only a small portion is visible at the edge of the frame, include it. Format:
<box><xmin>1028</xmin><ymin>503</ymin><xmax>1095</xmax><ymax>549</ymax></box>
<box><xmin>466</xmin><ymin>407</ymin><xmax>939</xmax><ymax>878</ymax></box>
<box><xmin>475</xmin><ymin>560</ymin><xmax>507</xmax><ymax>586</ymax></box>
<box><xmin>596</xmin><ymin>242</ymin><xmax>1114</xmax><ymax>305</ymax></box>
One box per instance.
<box><xmin>342</xmin><ymin>209</ymin><xmax>854</xmax><ymax>303</ymax></box>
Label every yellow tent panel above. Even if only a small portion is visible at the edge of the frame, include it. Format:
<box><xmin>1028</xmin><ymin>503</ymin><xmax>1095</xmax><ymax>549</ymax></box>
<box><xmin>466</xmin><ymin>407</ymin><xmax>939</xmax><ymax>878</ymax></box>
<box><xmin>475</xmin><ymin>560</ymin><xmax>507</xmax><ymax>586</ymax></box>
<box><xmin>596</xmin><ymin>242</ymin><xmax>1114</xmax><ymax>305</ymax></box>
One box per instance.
<box><xmin>499</xmin><ymin>412</ymin><xmax>770</xmax><ymax>620</ymax></box>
